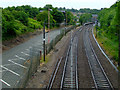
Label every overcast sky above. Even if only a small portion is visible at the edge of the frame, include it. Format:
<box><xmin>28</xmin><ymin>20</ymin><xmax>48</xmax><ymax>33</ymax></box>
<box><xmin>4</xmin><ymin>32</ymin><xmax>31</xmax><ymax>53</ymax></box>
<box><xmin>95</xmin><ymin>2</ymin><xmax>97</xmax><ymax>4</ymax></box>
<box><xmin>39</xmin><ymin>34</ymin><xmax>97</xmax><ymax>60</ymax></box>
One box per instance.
<box><xmin>0</xmin><ymin>0</ymin><xmax>117</xmax><ymax>9</ymax></box>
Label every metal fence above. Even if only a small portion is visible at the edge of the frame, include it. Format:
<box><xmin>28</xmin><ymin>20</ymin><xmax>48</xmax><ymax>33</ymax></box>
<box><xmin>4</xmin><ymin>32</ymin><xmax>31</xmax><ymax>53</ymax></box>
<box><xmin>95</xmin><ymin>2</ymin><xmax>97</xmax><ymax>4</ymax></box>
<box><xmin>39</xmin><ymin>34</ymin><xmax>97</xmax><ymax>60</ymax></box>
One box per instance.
<box><xmin>1</xmin><ymin>26</ymin><xmax>75</xmax><ymax>88</ymax></box>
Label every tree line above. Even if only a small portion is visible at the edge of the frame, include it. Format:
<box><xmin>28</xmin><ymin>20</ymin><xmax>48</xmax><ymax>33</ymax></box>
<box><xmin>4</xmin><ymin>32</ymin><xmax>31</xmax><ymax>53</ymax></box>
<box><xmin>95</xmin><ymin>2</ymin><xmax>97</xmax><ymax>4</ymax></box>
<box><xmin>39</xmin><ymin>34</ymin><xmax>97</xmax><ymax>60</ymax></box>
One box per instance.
<box><xmin>2</xmin><ymin>4</ymin><xmax>75</xmax><ymax>40</ymax></box>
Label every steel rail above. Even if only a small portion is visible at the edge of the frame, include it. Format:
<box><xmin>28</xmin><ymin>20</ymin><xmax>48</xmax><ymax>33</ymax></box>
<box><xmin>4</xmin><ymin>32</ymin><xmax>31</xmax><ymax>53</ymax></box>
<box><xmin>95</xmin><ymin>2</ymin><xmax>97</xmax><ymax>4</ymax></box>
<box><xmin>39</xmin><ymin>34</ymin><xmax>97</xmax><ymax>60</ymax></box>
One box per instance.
<box><xmin>84</xmin><ymin>27</ymin><xmax>113</xmax><ymax>89</ymax></box>
<box><xmin>60</xmin><ymin>28</ymin><xmax>80</xmax><ymax>89</ymax></box>
<box><xmin>47</xmin><ymin>57</ymin><xmax>63</xmax><ymax>90</ymax></box>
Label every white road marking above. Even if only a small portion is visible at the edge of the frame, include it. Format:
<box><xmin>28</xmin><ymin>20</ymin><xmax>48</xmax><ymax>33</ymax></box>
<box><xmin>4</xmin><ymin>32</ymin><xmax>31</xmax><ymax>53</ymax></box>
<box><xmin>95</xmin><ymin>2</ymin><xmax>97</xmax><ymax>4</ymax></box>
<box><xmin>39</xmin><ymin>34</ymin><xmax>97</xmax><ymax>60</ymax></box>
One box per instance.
<box><xmin>15</xmin><ymin>55</ymin><xmax>25</xmax><ymax>60</ymax></box>
<box><xmin>9</xmin><ymin>59</ymin><xmax>18</xmax><ymax>60</ymax></box>
<box><xmin>8</xmin><ymin>60</ymin><xmax>27</xmax><ymax>69</ymax></box>
<box><xmin>0</xmin><ymin>79</ymin><xmax>11</xmax><ymax>87</ymax></box>
<box><xmin>0</xmin><ymin>65</ymin><xmax>20</xmax><ymax>76</ymax></box>
<box><xmin>0</xmin><ymin>70</ymin><xmax>7</xmax><ymax>72</ymax></box>
<box><xmin>26</xmin><ymin>49</ymin><xmax>30</xmax><ymax>51</ymax></box>
<box><xmin>21</xmin><ymin>52</ymin><xmax>30</xmax><ymax>56</ymax></box>
<box><xmin>2</xmin><ymin>64</ymin><xmax>12</xmax><ymax>66</ymax></box>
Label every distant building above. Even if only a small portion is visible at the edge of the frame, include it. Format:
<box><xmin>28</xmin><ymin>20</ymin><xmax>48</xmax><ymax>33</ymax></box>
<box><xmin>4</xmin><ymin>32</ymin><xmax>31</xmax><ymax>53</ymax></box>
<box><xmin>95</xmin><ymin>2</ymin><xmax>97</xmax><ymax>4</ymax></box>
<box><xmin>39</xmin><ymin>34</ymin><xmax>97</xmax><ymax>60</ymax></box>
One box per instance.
<box><xmin>92</xmin><ymin>14</ymin><xmax>98</xmax><ymax>22</ymax></box>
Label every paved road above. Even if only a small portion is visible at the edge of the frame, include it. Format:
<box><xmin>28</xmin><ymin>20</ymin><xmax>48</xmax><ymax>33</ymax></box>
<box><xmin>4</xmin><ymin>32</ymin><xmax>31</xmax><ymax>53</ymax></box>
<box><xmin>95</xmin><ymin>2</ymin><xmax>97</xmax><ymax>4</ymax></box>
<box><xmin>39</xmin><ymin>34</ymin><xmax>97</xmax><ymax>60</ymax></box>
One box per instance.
<box><xmin>1</xmin><ymin>27</ymin><xmax>66</xmax><ymax>88</ymax></box>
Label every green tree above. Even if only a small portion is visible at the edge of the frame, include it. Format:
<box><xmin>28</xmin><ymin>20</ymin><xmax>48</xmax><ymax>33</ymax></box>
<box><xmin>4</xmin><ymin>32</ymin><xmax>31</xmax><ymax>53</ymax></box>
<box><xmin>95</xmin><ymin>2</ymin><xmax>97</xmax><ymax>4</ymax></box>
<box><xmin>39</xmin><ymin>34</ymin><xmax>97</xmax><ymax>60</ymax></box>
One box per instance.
<box><xmin>51</xmin><ymin>8</ymin><xmax>64</xmax><ymax>26</ymax></box>
<box><xmin>44</xmin><ymin>4</ymin><xmax>53</xmax><ymax>10</ymax></box>
<box><xmin>79</xmin><ymin>13</ymin><xmax>92</xmax><ymax>24</ymax></box>
<box><xmin>12</xmin><ymin>10</ymin><xmax>29</xmax><ymax>26</ymax></box>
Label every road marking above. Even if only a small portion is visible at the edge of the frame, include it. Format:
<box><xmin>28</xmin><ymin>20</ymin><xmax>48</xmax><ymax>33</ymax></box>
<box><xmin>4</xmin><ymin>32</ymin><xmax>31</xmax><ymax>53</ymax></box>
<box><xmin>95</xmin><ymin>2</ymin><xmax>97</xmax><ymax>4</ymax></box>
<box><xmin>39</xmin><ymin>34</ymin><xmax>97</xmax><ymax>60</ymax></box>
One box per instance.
<box><xmin>21</xmin><ymin>52</ymin><xmax>30</xmax><ymax>56</ymax></box>
<box><xmin>0</xmin><ymin>70</ymin><xmax>7</xmax><ymax>72</ymax></box>
<box><xmin>1</xmin><ymin>65</ymin><xmax>20</xmax><ymax>76</ymax></box>
<box><xmin>2</xmin><ymin>64</ymin><xmax>12</xmax><ymax>66</ymax></box>
<box><xmin>0</xmin><ymin>65</ymin><xmax>20</xmax><ymax>76</ymax></box>
<box><xmin>0</xmin><ymin>79</ymin><xmax>11</xmax><ymax>87</ymax></box>
<box><xmin>15</xmin><ymin>55</ymin><xmax>25</xmax><ymax>60</ymax></box>
<box><xmin>26</xmin><ymin>49</ymin><xmax>30</xmax><ymax>51</ymax></box>
<box><xmin>8</xmin><ymin>60</ymin><xmax>27</xmax><ymax>69</ymax></box>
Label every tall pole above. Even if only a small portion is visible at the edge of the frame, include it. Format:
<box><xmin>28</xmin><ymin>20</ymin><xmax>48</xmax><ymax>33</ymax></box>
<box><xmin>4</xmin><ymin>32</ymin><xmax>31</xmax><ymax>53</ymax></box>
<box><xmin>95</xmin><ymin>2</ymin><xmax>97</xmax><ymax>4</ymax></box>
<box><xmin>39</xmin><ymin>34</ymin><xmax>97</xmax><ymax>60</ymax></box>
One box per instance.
<box><xmin>43</xmin><ymin>22</ymin><xmax>45</xmax><ymax>61</ymax></box>
<box><xmin>48</xmin><ymin>9</ymin><xmax>50</xmax><ymax>43</ymax></box>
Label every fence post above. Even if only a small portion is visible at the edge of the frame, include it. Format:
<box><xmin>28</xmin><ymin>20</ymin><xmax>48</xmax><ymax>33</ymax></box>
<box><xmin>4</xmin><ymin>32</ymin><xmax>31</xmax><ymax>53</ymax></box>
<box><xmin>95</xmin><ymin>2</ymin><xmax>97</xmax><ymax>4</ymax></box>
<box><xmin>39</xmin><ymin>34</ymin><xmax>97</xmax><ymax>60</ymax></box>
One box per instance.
<box><xmin>40</xmin><ymin>51</ymin><xmax>42</xmax><ymax>60</ymax></box>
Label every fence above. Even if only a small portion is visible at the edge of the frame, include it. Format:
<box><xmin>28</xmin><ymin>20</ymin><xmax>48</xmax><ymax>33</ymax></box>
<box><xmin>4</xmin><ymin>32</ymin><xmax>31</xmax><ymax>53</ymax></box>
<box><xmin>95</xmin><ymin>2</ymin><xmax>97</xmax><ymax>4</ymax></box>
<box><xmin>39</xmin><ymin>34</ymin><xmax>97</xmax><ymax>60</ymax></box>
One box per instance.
<box><xmin>2</xmin><ymin>25</ymin><xmax>75</xmax><ymax>88</ymax></box>
<box><xmin>46</xmin><ymin>26</ymin><xmax>75</xmax><ymax>55</ymax></box>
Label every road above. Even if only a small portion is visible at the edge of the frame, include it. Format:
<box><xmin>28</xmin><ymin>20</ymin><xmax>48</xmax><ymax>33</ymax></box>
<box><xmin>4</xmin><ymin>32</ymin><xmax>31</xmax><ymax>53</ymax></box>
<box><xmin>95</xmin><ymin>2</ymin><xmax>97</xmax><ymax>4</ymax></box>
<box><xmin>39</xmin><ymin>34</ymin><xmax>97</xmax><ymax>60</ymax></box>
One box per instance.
<box><xmin>1</xmin><ymin>27</ymin><xmax>66</xmax><ymax>88</ymax></box>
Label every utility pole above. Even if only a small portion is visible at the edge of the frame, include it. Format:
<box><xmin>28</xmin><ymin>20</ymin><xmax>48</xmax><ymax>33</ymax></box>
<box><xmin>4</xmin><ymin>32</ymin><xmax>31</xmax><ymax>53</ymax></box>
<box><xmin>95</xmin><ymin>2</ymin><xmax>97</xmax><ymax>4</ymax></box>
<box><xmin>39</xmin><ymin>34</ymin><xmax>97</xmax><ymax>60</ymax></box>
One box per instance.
<box><xmin>48</xmin><ymin>9</ymin><xmax>50</xmax><ymax>43</ymax></box>
<box><xmin>48</xmin><ymin>8</ymin><xmax>52</xmax><ymax>43</ymax></box>
<box><xmin>43</xmin><ymin>22</ymin><xmax>45</xmax><ymax>61</ymax></box>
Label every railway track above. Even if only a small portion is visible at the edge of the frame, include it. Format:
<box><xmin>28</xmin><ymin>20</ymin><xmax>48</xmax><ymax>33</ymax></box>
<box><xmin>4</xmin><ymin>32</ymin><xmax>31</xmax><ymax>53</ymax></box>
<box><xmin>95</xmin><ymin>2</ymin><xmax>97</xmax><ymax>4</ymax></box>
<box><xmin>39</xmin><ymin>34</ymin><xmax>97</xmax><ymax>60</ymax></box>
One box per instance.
<box><xmin>84</xmin><ymin>27</ymin><xmax>113</xmax><ymax>89</ymax></box>
<box><xmin>47</xmin><ymin>27</ymin><xmax>79</xmax><ymax>89</ymax></box>
<box><xmin>60</xmin><ymin>31</ymin><xmax>79</xmax><ymax>89</ymax></box>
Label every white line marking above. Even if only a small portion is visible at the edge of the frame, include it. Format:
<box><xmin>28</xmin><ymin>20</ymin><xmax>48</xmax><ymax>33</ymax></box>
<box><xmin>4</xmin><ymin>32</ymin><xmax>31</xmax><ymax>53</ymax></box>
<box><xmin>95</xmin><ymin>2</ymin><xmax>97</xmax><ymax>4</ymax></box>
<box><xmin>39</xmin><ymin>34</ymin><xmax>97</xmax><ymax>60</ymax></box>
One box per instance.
<box><xmin>3</xmin><ymin>64</ymin><xmax>12</xmax><ymax>66</ymax></box>
<box><xmin>26</xmin><ymin>49</ymin><xmax>30</xmax><ymax>51</ymax></box>
<box><xmin>0</xmin><ymin>70</ymin><xmax>7</xmax><ymax>72</ymax></box>
<box><xmin>8</xmin><ymin>60</ymin><xmax>27</xmax><ymax>69</ymax></box>
<box><xmin>21</xmin><ymin>52</ymin><xmax>30</xmax><ymax>56</ymax></box>
<box><xmin>15</xmin><ymin>55</ymin><xmax>25</xmax><ymax>60</ymax></box>
<box><xmin>0</xmin><ymin>65</ymin><xmax>20</xmax><ymax>76</ymax></box>
<box><xmin>0</xmin><ymin>79</ymin><xmax>11</xmax><ymax>87</ymax></box>
<box><xmin>10</xmin><ymin>59</ymin><xmax>18</xmax><ymax>60</ymax></box>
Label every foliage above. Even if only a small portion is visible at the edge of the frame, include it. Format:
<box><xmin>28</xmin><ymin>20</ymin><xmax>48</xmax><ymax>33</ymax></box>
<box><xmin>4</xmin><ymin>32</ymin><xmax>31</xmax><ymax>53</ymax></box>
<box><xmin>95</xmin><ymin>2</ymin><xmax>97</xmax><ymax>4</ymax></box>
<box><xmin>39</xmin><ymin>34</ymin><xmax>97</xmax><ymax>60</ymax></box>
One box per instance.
<box><xmin>44</xmin><ymin>4</ymin><xmax>53</xmax><ymax>10</ymax></box>
<box><xmin>79</xmin><ymin>8</ymin><xmax>100</xmax><ymax>14</ymax></box>
<box><xmin>51</xmin><ymin>8</ymin><xmax>64</xmax><ymax>26</ymax></box>
<box><xmin>36</xmin><ymin>10</ymin><xmax>56</xmax><ymax>28</ymax></box>
<box><xmin>79</xmin><ymin>13</ymin><xmax>92</xmax><ymax>25</ymax></box>
<box><xmin>97</xmin><ymin>2</ymin><xmax>119</xmax><ymax>61</ymax></box>
<box><xmin>58</xmin><ymin>7</ymin><xmax>100</xmax><ymax>14</ymax></box>
<box><xmin>28</xmin><ymin>18</ymin><xmax>43</xmax><ymax>29</ymax></box>
<box><xmin>12</xmin><ymin>10</ymin><xmax>29</xmax><ymax>26</ymax></box>
<box><xmin>2</xmin><ymin>4</ymin><xmax>75</xmax><ymax>40</ymax></box>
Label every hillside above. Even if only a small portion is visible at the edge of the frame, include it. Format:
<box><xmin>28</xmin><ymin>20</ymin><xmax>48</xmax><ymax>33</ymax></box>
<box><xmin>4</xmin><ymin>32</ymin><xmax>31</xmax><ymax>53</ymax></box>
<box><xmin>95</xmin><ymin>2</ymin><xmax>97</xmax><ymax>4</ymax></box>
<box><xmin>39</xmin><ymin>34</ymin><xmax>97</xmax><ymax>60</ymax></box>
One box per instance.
<box><xmin>96</xmin><ymin>1</ymin><xmax>119</xmax><ymax>64</ymax></box>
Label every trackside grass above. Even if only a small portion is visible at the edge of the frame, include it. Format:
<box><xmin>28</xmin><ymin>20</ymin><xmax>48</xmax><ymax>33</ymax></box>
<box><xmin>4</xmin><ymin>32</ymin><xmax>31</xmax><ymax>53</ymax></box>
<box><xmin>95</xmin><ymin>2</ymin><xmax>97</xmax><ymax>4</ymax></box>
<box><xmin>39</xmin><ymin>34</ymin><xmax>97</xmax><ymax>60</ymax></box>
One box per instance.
<box><xmin>93</xmin><ymin>28</ymin><xmax>118</xmax><ymax>65</ymax></box>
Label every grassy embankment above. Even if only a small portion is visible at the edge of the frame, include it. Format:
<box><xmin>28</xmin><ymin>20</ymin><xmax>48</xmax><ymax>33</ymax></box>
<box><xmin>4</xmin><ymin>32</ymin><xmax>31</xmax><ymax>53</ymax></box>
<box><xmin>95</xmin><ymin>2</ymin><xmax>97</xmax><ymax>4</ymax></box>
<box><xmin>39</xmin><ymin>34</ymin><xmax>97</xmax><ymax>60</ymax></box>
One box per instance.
<box><xmin>93</xmin><ymin>28</ymin><xmax>119</xmax><ymax>66</ymax></box>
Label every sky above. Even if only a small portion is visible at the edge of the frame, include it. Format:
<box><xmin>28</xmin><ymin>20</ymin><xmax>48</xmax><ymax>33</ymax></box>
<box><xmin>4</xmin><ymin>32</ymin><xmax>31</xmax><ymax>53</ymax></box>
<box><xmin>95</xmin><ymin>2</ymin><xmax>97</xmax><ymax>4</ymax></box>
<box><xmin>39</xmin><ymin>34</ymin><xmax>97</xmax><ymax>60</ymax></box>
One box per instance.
<box><xmin>0</xmin><ymin>0</ymin><xmax>117</xmax><ymax>10</ymax></box>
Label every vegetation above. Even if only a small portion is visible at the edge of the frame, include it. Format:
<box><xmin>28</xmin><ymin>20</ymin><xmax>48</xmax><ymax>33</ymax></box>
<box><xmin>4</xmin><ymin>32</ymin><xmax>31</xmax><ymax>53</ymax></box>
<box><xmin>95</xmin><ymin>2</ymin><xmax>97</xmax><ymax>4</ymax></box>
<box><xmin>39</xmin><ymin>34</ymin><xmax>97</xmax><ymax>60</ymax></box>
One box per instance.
<box><xmin>58</xmin><ymin>7</ymin><xmax>100</xmax><ymax>14</ymax></box>
<box><xmin>79</xmin><ymin>13</ymin><xmax>92</xmax><ymax>25</ymax></box>
<box><xmin>2</xmin><ymin>4</ymin><xmax>75</xmax><ymax>41</ymax></box>
<box><xmin>96</xmin><ymin>1</ymin><xmax>119</xmax><ymax>62</ymax></box>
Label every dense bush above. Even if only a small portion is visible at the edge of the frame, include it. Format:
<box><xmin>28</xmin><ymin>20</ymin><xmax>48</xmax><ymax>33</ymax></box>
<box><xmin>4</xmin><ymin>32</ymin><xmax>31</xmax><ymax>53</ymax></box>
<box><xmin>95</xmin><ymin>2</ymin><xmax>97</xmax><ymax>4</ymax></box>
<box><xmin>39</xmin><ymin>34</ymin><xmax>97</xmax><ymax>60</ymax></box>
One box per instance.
<box><xmin>2</xmin><ymin>4</ymin><xmax>75</xmax><ymax>40</ymax></box>
<box><xmin>79</xmin><ymin>13</ymin><xmax>92</xmax><ymax>25</ymax></box>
